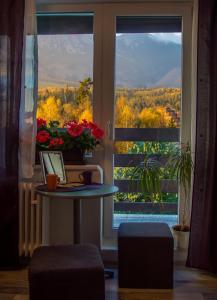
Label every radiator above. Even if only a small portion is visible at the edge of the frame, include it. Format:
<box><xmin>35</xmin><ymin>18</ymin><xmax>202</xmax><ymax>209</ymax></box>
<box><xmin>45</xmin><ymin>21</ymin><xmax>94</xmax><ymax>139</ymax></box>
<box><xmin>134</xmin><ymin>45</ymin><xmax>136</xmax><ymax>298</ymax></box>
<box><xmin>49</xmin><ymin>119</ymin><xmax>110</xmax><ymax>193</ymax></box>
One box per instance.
<box><xmin>19</xmin><ymin>182</ymin><xmax>42</xmax><ymax>257</ymax></box>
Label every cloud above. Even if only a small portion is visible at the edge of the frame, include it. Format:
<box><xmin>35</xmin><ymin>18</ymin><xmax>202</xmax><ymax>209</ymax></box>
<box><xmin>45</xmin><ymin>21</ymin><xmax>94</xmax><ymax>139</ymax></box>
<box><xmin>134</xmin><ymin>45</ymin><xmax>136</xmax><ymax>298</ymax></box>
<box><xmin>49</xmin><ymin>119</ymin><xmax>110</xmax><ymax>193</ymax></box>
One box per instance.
<box><xmin>149</xmin><ymin>33</ymin><xmax>181</xmax><ymax>44</ymax></box>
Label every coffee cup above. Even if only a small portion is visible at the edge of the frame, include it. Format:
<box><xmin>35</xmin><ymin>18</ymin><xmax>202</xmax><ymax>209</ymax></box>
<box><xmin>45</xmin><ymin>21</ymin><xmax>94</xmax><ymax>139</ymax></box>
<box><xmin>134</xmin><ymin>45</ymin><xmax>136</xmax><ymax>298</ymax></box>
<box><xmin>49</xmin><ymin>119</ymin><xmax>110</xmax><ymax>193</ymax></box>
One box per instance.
<box><xmin>79</xmin><ymin>171</ymin><xmax>92</xmax><ymax>185</ymax></box>
<box><xmin>46</xmin><ymin>174</ymin><xmax>59</xmax><ymax>191</ymax></box>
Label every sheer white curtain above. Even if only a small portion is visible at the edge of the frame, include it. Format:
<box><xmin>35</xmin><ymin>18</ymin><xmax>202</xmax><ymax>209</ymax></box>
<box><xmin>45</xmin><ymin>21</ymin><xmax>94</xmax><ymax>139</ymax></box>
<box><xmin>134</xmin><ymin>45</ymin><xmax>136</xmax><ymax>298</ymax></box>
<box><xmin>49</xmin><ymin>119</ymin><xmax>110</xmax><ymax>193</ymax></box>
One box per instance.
<box><xmin>19</xmin><ymin>0</ymin><xmax>37</xmax><ymax>180</ymax></box>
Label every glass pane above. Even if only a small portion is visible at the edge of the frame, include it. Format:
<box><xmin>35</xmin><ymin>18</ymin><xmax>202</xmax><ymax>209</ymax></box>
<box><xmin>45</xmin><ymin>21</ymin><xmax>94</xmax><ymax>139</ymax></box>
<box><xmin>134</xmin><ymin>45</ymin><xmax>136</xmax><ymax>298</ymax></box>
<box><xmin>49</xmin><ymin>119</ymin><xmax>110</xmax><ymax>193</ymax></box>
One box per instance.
<box><xmin>37</xmin><ymin>13</ymin><xmax>94</xmax><ymax>126</ymax></box>
<box><xmin>114</xmin><ymin>16</ymin><xmax>182</xmax><ymax>227</ymax></box>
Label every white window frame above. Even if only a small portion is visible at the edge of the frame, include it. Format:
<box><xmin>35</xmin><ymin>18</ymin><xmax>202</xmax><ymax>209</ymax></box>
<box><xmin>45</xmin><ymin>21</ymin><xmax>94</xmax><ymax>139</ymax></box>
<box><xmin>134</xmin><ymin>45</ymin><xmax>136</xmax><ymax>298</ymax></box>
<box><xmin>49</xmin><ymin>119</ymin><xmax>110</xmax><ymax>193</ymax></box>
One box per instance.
<box><xmin>37</xmin><ymin>2</ymin><xmax>194</xmax><ymax>244</ymax></box>
<box><xmin>101</xmin><ymin>3</ymin><xmax>193</xmax><ymax>241</ymax></box>
<box><xmin>37</xmin><ymin>3</ymin><xmax>104</xmax><ymax>130</ymax></box>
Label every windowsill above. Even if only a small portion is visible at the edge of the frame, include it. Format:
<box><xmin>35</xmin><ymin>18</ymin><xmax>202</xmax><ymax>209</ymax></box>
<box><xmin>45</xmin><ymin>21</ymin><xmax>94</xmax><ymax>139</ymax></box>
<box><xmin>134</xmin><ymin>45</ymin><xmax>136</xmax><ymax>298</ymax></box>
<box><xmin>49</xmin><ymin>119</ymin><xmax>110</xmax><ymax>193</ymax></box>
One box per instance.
<box><xmin>113</xmin><ymin>213</ymin><xmax>178</xmax><ymax>228</ymax></box>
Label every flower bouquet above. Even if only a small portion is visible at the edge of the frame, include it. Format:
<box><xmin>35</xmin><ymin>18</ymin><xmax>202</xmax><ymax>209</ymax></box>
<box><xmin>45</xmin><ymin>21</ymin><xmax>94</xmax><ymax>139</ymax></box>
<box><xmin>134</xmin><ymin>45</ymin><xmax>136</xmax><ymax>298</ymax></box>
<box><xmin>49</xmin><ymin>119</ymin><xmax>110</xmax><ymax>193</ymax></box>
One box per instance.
<box><xmin>36</xmin><ymin>118</ymin><xmax>104</xmax><ymax>163</ymax></box>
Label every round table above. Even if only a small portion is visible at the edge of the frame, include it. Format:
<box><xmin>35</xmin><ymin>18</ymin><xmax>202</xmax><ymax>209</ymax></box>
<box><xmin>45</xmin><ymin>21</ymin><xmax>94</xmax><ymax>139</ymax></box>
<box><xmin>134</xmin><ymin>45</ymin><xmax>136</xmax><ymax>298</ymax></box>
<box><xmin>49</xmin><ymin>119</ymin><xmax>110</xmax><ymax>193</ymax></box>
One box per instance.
<box><xmin>35</xmin><ymin>184</ymin><xmax>119</xmax><ymax>200</ymax></box>
<box><xmin>35</xmin><ymin>184</ymin><xmax>119</xmax><ymax>244</ymax></box>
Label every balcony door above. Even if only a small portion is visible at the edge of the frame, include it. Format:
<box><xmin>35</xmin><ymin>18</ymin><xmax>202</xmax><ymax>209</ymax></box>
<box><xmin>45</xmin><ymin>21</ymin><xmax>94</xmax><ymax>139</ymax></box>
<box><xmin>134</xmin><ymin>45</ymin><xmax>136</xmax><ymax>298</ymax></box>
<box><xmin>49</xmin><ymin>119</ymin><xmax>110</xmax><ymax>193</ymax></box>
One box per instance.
<box><xmin>101</xmin><ymin>4</ymin><xmax>192</xmax><ymax>239</ymax></box>
<box><xmin>37</xmin><ymin>3</ymin><xmax>193</xmax><ymax>241</ymax></box>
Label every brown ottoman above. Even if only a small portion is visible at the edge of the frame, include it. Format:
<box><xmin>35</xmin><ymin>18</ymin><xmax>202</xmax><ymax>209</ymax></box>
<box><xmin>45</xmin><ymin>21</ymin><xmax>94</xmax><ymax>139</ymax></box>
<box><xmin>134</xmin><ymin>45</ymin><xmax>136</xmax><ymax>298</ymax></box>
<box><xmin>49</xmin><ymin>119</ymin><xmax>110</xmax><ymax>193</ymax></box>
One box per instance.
<box><xmin>118</xmin><ymin>222</ymin><xmax>174</xmax><ymax>289</ymax></box>
<box><xmin>29</xmin><ymin>244</ymin><xmax>105</xmax><ymax>300</ymax></box>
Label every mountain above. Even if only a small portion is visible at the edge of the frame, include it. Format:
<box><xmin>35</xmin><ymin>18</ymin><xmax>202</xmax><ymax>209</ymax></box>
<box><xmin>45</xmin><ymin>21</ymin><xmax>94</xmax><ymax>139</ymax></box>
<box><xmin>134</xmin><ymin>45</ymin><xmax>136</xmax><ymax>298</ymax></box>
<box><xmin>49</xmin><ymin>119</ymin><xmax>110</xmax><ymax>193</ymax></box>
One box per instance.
<box><xmin>38</xmin><ymin>33</ymin><xmax>181</xmax><ymax>88</ymax></box>
<box><xmin>154</xmin><ymin>67</ymin><xmax>181</xmax><ymax>88</ymax></box>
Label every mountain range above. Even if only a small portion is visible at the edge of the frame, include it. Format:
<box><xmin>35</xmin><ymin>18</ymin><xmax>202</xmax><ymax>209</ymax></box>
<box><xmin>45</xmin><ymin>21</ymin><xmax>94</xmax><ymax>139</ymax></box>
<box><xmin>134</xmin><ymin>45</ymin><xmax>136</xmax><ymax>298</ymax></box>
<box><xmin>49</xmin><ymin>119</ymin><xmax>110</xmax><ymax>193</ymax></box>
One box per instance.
<box><xmin>38</xmin><ymin>33</ymin><xmax>181</xmax><ymax>88</ymax></box>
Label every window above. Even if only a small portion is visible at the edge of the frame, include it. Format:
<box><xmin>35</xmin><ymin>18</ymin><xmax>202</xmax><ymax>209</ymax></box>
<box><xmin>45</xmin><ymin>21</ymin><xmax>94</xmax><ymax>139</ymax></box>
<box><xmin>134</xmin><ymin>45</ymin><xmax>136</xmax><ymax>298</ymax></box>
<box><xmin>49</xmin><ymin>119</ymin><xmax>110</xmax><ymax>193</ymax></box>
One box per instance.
<box><xmin>36</xmin><ymin>3</ymin><xmax>193</xmax><ymax>242</ymax></box>
<box><xmin>37</xmin><ymin>13</ymin><xmax>94</xmax><ymax>125</ymax></box>
<box><xmin>113</xmin><ymin>16</ymin><xmax>182</xmax><ymax>227</ymax></box>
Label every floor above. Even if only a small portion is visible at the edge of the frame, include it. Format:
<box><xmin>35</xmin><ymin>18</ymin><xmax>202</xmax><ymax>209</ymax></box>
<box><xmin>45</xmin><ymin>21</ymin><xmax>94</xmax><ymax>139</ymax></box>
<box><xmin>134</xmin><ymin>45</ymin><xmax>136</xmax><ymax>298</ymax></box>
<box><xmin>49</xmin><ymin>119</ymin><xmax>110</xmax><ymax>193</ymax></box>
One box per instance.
<box><xmin>113</xmin><ymin>214</ymin><xmax>178</xmax><ymax>228</ymax></box>
<box><xmin>0</xmin><ymin>251</ymin><xmax>217</xmax><ymax>300</ymax></box>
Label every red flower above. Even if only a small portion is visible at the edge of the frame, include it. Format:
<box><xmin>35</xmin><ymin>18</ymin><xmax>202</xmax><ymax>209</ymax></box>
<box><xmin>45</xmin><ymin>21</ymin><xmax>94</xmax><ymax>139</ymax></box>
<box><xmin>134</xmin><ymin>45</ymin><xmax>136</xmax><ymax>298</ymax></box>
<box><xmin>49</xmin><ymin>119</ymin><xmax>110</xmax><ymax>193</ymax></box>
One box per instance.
<box><xmin>88</xmin><ymin>122</ymin><xmax>98</xmax><ymax>130</ymax></box>
<box><xmin>67</xmin><ymin>123</ymin><xmax>84</xmax><ymax>137</ymax></box>
<box><xmin>49</xmin><ymin>138</ymin><xmax>64</xmax><ymax>148</ymax></box>
<box><xmin>92</xmin><ymin>127</ymin><xmax>104</xmax><ymax>139</ymax></box>
<box><xmin>64</xmin><ymin>120</ymin><xmax>77</xmax><ymax>127</ymax></box>
<box><xmin>36</xmin><ymin>130</ymin><xmax>50</xmax><ymax>143</ymax></box>
<box><xmin>37</xmin><ymin>118</ymin><xmax>47</xmax><ymax>128</ymax></box>
<box><xmin>80</xmin><ymin>119</ymin><xmax>88</xmax><ymax>127</ymax></box>
<box><xmin>81</xmin><ymin>119</ymin><xmax>98</xmax><ymax>130</ymax></box>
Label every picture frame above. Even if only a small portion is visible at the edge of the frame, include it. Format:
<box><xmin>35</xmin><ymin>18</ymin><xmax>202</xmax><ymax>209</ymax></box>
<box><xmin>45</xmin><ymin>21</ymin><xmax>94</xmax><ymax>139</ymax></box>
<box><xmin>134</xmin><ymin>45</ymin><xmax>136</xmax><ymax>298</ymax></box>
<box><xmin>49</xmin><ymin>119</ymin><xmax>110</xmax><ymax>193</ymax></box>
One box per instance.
<box><xmin>39</xmin><ymin>151</ymin><xmax>67</xmax><ymax>184</ymax></box>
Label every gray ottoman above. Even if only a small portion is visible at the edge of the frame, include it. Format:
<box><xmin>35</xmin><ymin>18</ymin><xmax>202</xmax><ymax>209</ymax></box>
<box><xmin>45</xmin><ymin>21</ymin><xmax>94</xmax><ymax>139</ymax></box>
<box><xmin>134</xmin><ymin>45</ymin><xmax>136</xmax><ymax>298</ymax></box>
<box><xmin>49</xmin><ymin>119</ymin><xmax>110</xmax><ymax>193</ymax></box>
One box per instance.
<box><xmin>29</xmin><ymin>244</ymin><xmax>105</xmax><ymax>300</ymax></box>
<box><xmin>118</xmin><ymin>222</ymin><xmax>174</xmax><ymax>289</ymax></box>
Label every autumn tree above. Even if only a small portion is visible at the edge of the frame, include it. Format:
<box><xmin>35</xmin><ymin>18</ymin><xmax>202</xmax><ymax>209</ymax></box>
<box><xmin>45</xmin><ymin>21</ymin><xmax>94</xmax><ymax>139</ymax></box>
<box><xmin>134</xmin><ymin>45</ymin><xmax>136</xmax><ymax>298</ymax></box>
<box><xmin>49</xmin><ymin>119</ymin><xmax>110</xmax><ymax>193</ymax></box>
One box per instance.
<box><xmin>37</xmin><ymin>96</ymin><xmax>63</xmax><ymax>126</ymax></box>
<box><xmin>138</xmin><ymin>106</ymin><xmax>172</xmax><ymax>128</ymax></box>
<box><xmin>37</xmin><ymin>78</ymin><xmax>93</xmax><ymax>125</ymax></box>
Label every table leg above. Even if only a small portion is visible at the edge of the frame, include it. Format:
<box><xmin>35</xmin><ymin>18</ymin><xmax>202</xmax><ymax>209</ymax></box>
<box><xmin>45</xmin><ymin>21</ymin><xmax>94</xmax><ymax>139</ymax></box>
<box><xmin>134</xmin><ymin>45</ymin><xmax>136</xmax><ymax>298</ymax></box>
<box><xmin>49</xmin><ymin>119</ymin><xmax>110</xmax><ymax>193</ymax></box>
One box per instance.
<box><xmin>74</xmin><ymin>197</ymin><xmax>113</xmax><ymax>278</ymax></box>
<box><xmin>41</xmin><ymin>195</ymin><xmax>50</xmax><ymax>245</ymax></box>
<box><xmin>74</xmin><ymin>198</ymin><xmax>81</xmax><ymax>244</ymax></box>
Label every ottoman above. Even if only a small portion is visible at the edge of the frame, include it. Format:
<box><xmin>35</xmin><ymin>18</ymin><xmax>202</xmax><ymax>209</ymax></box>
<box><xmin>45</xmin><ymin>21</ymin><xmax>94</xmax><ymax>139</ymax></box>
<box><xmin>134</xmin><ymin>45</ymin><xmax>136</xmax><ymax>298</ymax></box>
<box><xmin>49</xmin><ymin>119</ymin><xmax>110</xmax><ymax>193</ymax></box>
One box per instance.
<box><xmin>118</xmin><ymin>222</ymin><xmax>174</xmax><ymax>289</ymax></box>
<box><xmin>29</xmin><ymin>244</ymin><xmax>105</xmax><ymax>300</ymax></box>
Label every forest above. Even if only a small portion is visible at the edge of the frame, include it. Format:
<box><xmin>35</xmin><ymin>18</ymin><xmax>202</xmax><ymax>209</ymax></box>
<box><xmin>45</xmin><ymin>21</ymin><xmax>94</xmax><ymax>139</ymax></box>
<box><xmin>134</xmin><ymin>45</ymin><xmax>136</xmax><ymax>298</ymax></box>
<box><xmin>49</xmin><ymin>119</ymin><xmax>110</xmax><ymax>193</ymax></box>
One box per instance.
<box><xmin>37</xmin><ymin>79</ymin><xmax>181</xmax><ymax>130</ymax></box>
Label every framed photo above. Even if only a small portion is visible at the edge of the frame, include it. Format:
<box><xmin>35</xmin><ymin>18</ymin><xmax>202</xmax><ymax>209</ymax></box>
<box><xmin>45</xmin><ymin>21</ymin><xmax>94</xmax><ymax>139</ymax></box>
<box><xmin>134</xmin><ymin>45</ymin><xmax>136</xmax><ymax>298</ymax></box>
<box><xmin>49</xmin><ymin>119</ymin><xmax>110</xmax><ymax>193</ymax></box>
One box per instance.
<box><xmin>39</xmin><ymin>151</ymin><xmax>67</xmax><ymax>184</ymax></box>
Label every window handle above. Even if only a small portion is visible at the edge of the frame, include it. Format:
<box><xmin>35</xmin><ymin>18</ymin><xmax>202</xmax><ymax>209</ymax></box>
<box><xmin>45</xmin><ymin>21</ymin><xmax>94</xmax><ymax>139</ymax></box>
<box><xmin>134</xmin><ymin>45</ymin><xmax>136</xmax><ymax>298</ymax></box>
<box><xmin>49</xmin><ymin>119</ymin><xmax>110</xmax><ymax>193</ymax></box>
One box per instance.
<box><xmin>107</xmin><ymin>121</ymin><xmax>114</xmax><ymax>141</ymax></box>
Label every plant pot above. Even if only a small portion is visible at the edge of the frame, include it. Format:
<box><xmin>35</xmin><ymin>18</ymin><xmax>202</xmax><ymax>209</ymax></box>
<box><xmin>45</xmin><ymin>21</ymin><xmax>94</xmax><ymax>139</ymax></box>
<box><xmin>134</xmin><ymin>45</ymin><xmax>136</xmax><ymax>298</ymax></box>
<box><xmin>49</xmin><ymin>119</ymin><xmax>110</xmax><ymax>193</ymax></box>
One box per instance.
<box><xmin>172</xmin><ymin>227</ymin><xmax>190</xmax><ymax>250</ymax></box>
<box><xmin>35</xmin><ymin>148</ymin><xmax>86</xmax><ymax>165</ymax></box>
<box><xmin>62</xmin><ymin>149</ymin><xmax>86</xmax><ymax>165</ymax></box>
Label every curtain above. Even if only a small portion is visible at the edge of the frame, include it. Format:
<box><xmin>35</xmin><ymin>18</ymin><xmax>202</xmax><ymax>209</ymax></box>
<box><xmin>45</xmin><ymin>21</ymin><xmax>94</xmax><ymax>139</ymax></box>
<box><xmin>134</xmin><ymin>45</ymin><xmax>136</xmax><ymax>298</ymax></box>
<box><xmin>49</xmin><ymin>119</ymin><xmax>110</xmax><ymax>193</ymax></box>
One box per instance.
<box><xmin>187</xmin><ymin>0</ymin><xmax>217</xmax><ymax>273</ymax></box>
<box><xmin>19</xmin><ymin>0</ymin><xmax>37</xmax><ymax>180</ymax></box>
<box><xmin>0</xmin><ymin>0</ymin><xmax>25</xmax><ymax>267</ymax></box>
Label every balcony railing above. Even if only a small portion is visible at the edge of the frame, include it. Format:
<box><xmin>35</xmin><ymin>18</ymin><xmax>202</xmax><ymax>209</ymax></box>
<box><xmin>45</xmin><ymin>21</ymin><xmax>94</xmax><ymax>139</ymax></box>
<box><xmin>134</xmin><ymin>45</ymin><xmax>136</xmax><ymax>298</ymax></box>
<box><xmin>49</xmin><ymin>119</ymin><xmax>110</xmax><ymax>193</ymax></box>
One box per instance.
<box><xmin>113</xmin><ymin>127</ymin><xmax>180</xmax><ymax>214</ymax></box>
<box><xmin>115</xmin><ymin>128</ymin><xmax>180</xmax><ymax>142</ymax></box>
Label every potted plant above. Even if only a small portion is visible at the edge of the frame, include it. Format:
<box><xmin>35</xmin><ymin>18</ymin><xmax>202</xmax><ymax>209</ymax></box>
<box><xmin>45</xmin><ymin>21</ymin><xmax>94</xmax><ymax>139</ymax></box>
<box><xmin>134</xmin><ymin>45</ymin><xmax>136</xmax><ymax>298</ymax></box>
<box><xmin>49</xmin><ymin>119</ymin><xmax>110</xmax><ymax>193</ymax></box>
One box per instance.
<box><xmin>131</xmin><ymin>155</ymin><xmax>163</xmax><ymax>202</ymax></box>
<box><xmin>36</xmin><ymin>118</ymin><xmax>104</xmax><ymax>164</ymax></box>
<box><xmin>166</xmin><ymin>142</ymin><xmax>194</xmax><ymax>249</ymax></box>
<box><xmin>131</xmin><ymin>142</ymin><xmax>194</xmax><ymax>250</ymax></box>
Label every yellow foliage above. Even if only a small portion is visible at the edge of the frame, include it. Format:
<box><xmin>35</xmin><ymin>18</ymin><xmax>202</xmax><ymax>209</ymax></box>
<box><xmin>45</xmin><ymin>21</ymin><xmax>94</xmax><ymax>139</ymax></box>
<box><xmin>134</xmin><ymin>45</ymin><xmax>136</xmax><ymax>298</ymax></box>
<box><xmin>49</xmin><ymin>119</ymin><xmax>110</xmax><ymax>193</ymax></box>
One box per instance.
<box><xmin>79</xmin><ymin>109</ymin><xmax>93</xmax><ymax>122</ymax></box>
<box><xmin>37</xmin><ymin>86</ymin><xmax>180</xmax><ymax>132</ymax></box>
<box><xmin>115</xmin><ymin>96</ymin><xmax>136</xmax><ymax>128</ymax></box>
<box><xmin>139</xmin><ymin>106</ymin><xmax>172</xmax><ymax>128</ymax></box>
<box><xmin>37</xmin><ymin>96</ymin><xmax>63</xmax><ymax>126</ymax></box>
<box><xmin>37</xmin><ymin>87</ymin><xmax>93</xmax><ymax>125</ymax></box>
<box><xmin>62</xmin><ymin>103</ymin><xmax>77</xmax><ymax>122</ymax></box>
<box><xmin>115</xmin><ymin>142</ymin><xmax>134</xmax><ymax>154</ymax></box>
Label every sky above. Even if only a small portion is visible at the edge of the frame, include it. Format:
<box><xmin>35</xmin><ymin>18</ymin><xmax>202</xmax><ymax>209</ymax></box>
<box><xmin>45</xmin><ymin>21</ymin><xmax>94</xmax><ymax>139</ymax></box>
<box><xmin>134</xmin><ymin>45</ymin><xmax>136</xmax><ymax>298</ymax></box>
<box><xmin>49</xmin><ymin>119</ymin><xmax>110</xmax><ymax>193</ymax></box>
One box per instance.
<box><xmin>116</xmin><ymin>32</ymin><xmax>182</xmax><ymax>44</ymax></box>
<box><xmin>149</xmin><ymin>33</ymin><xmax>182</xmax><ymax>44</ymax></box>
